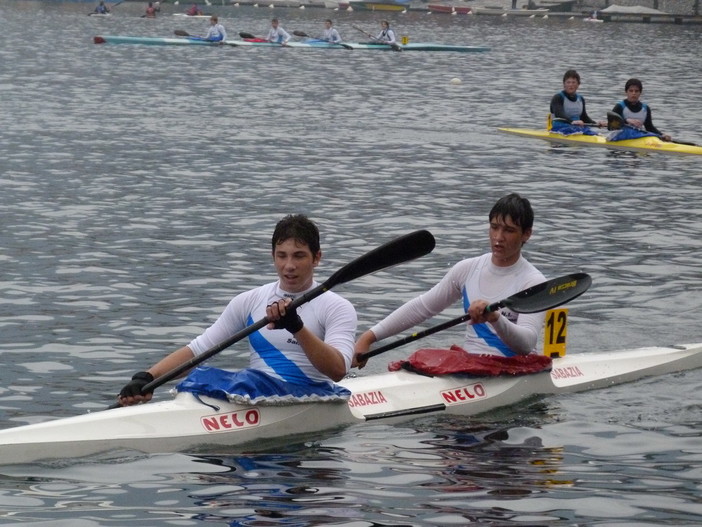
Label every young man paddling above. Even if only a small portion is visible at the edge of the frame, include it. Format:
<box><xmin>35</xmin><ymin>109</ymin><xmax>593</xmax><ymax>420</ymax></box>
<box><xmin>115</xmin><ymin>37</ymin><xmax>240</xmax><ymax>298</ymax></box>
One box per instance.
<box><xmin>118</xmin><ymin>215</ymin><xmax>357</xmax><ymax>406</ymax></box>
<box><xmin>609</xmin><ymin>78</ymin><xmax>671</xmax><ymax>142</ymax></box>
<box><xmin>322</xmin><ymin>19</ymin><xmax>342</xmax><ymax>44</ymax></box>
<box><xmin>267</xmin><ymin>18</ymin><xmax>291</xmax><ymax>45</ymax></box>
<box><xmin>94</xmin><ymin>1</ymin><xmax>110</xmax><ymax>14</ymax></box>
<box><xmin>193</xmin><ymin>15</ymin><xmax>226</xmax><ymax>42</ymax></box>
<box><xmin>549</xmin><ymin>69</ymin><xmax>605</xmax><ymax>135</ymax></box>
<box><xmin>354</xmin><ymin>193</ymin><xmax>545</xmax><ymax>367</ymax></box>
<box><xmin>375</xmin><ymin>20</ymin><xmax>396</xmax><ymax>45</ymax></box>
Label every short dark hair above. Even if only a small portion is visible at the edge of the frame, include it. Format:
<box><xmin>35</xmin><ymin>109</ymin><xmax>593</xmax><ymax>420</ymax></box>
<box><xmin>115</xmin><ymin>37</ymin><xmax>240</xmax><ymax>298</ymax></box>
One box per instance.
<box><xmin>562</xmin><ymin>69</ymin><xmax>581</xmax><ymax>84</ymax></box>
<box><xmin>271</xmin><ymin>214</ymin><xmax>320</xmax><ymax>254</ymax></box>
<box><xmin>489</xmin><ymin>193</ymin><xmax>534</xmax><ymax>232</ymax></box>
<box><xmin>624</xmin><ymin>78</ymin><xmax>643</xmax><ymax>92</ymax></box>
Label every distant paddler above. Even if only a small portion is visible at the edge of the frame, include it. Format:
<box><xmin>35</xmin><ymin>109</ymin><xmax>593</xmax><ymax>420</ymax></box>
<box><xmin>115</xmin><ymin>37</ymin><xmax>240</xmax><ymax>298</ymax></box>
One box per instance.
<box><xmin>93</xmin><ymin>0</ymin><xmax>111</xmax><ymax>14</ymax></box>
<box><xmin>609</xmin><ymin>78</ymin><xmax>671</xmax><ymax>142</ymax></box>
<box><xmin>144</xmin><ymin>2</ymin><xmax>157</xmax><ymax>18</ymax></box>
<box><xmin>267</xmin><ymin>18</ymin><xmax>291</xmax><ymax>46</ymax></box>
<box><xmin>375</xmin><ymin>20</ymin><xmax>396</xmax><ymax>46</ymax></box>
<box><xmin>186</xmin><ymin>3</ymin><xmax>203</xmax><ymax>16</ymax></box>
<box><xmin>322</xmin><ymin>19</ymin><xmax>342</xmax><ymax>44</ymax></box>
<box><xmin>352</xmin><ymin>21</ymin><xmax>402</xmax><ymax>51</ymax></box>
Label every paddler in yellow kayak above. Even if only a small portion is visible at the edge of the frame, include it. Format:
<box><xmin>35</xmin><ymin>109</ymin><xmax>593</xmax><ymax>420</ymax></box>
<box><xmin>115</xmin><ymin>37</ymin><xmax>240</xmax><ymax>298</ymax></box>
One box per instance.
<box><xmin>549</xmin><ymin>69</ymin><xmax>606</xmax><ymax>135</ymax></box>
<box><xmin>609</xmin><ymin>78</ymin><xmax>671</xmax><ymax>142</ymax></box>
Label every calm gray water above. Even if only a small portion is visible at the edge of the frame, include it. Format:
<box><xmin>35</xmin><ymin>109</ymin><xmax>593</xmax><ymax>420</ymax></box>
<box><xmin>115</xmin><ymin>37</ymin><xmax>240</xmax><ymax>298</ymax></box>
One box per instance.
<box><xmin>1</xmin><ymin>0</ymin><xmax>702</xmax><ymax>524</ymax></box>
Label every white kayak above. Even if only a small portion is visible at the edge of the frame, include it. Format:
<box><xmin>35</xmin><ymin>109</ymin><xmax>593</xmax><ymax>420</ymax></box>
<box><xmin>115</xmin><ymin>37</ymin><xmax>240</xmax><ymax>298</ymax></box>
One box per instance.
<box><xmin>0</xmin><ymin>342</ymin><xmax>700</xmax><ymax>465</ymax></box>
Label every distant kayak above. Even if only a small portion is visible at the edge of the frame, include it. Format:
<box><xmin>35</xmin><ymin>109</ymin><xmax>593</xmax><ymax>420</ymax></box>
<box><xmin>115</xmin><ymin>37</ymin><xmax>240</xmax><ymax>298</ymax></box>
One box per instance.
<box><xmin>93</xmin><ymin>35</ymin><xmax>489</xmax><ymax>52</ymax></box>
<box><xmin>499</xmin><ymin>127</ymin><xmax>702</xmax><ymax>156</ymax></box>
<box><xmin>172</xmin><ymin>13</ymin><xmax>212</xmax><ymax>18</ymax></box>
<box><xmin>94</xmin><ymin>36</ymin><xmax>221</xmax><ymax>46</ymax></box>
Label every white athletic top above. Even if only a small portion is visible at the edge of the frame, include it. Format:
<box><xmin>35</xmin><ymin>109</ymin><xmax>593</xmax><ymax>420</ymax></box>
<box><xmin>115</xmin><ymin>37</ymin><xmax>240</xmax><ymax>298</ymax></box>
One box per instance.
<box><xmin>189</xmin><ymin>281</ymin><xmax>357</xmax><ymax>384</ymax></box>
<box><xmin>204</xmin><ymin>23</ymin><xmax>227</xmax><ymax>42</ymax></box>
<box><xmin>371</xmin><ymin>253</ymin><xmax>546</xmax><ymax>356</ymax></box>
<box><xmin>322</xmin><ymin>28</ymin><xmax>341</xmax><ymax>43</ymax></box>
<box><xmin>266</xmin><ymin>26</ymin><xmax>291</xmax><ymax>44</ymax></box>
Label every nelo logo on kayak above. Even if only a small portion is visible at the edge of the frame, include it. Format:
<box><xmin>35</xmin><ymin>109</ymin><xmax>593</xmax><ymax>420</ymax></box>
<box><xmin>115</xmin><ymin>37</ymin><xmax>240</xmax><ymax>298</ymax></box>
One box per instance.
<box><xmin>201</xmin><ymin>409</ymin><xmax>260</xmax><ymax>433</ymax></box>
<box><xmin>348</xmin><ymin>390</ymin><xmax>388</xmax><ymax>408</ymax></box>
<box><xmin>551</xmin><ymin>365</ymin><xmax>584</xmax><ymax>379</ymax></box>
<box><xmin>441</xmin><ymin>383</ymin><xmax>486</xmax><ymax>405</ymax></box>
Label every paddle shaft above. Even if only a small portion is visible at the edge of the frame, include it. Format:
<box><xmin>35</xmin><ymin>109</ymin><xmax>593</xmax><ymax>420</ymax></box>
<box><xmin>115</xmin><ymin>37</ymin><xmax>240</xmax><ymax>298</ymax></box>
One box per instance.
<box><xmin>360</xmin><ymin>272</ymin><xmax>592</xmax><ymax>360</ymax></box>
<box><xmin>136</xmin><ymin>229</ymin><xmax>436</xmax><ymax>396</ymax></box>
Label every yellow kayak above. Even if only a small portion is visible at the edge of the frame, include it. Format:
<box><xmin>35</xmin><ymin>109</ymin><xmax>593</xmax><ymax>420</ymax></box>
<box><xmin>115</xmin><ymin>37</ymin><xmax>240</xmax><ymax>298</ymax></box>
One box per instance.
<box><xmin>498</xmin><ymin>128</ymin><xmax>702</xmax><ymax>156</ymax></box>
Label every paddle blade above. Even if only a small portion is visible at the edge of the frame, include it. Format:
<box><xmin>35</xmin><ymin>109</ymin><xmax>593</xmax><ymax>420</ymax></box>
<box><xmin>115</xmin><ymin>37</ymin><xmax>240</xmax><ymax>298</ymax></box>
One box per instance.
<box><xmin>324</xmin><ymin>230</ymin><xmax>435</xmax><ymax>289</ymax></box>
<box><xmin>491</xmin><ymin>272</ymin><xmax>592</xmax><ymax>314</ymax></box>
<box><xmin>239</xmin><ymin>31</ymin><xmax>257</xmax><ymax>39</ymax></box>
<box><xmin>293</xmin><ymin>30</ymin><xmax>309</xmax><ymax>37</ymax></box>
<box><xmin>174</xmin><ymin>29</ymin><xmax>190</xmax><ymax>37</ymax></box>
<box><xmin>607</xmin><ymin>111</ymin><xmax>625</xmax><ymax>130</ymax></box>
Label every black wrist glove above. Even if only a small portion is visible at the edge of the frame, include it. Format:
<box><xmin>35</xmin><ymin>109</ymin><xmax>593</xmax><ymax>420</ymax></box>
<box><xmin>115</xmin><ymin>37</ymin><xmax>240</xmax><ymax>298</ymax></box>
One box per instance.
<box><xmin>119</xmin><ymin>371</ymin><xmax>154</xmax><ymax>399</ymax></box>
<box><xmin>272</xmin><ymin>305</ymin><xmax>304</xmax><ymax>334</ymax></box>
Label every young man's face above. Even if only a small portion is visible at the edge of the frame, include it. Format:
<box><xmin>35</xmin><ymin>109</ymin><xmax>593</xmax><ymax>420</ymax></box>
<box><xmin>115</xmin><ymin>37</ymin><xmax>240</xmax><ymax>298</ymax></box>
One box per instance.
<box><xmin>489</xmin><ymin>215</ymin><xmax>531</xmax><ymax>267</ymax></box>
<box><xmin>273</xmin><ymin>238</ymin><xmax>321</xmax><ymax>292</ymax></box>
<box><xmin>625</xmin><ymin>85</ymin><xmax>642</xmax><ymax>104</ymax></box>
<box><xmin>563</xmin><ymin>77</ymin><xmax>580</xmax><ymax>96</ymax></box>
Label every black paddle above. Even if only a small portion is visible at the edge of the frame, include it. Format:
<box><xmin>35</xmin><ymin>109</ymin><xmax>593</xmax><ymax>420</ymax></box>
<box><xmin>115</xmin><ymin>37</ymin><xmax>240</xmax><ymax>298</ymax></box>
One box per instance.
<box><xmin>112</xmin><ymin>230</ymin><xmax>436</xmax><ymax>407</ymax></box>
<box><xmin>239</xmin><ymin>31</ymin><xmax>258</xmax><ymax>39</ymax></box>
<box><xmin>359</xmin><ymin>272</ymin><xmax>592</xmax><ymax>361</ymax></box>
<box><xmin>606</xmin><ymin>111</ymin><xmax>698</xmax><ymax>146</ymax></box>
<box><xmin>174</xmin><ymin>29</ymin><xmax>191</xmax><ymax>37</ymax></box>
<box><xmin>293</xmin><ymin>30</ymin><xmax>353</xmax><ymax>50</ymax></box>
<box><xmin>351</xmin><ymin>24</ymin><xmax>402</xmax><ymax>52</ymax></box>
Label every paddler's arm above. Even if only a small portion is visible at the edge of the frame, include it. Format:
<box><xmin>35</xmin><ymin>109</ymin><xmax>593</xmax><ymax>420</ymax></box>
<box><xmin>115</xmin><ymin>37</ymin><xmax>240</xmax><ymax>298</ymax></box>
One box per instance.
<box><xmin>353</xmin><ymin>329</ymin><xmax>377</xmax><ymax>369</ymax></box>
<box><xmin>266</xmin><ymin>298</ymin><xmax>348</xmax><ymax>382</ymax></box>
<box><xmin>468</xmin><ymin>299</ymin><xmax>543</xmax><ymax>355</ymax></box>
<box><xmin>118</xmin><ymin>346</ymin><xmax>195</xmax><ymax>406</ymax></box>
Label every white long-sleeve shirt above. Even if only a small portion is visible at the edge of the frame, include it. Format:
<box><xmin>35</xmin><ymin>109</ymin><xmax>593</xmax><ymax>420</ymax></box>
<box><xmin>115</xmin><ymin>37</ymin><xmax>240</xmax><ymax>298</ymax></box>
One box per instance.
<box><xmin>267</xmin><ymin>26</ymin><xmax>291</xmax><ymax>44</ymax></box>
<box><xmin>203</xmin><ymin>23</ymin><xmax>226</xmax><ymax>42</ymax></box>
<box><xmin>371</xmin><ymin>253</ymin><xmax>546</xmax><ymax>356</ymax></box>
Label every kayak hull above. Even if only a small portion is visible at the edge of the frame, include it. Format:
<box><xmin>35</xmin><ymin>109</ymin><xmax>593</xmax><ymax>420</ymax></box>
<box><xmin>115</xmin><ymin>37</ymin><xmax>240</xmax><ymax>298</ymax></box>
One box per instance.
<box><xmin>94</xmin><ymin>35</ymin><xmax>221</xmax><ymax>46</ymax></box>
<box><xmin>92</xmin><ymin>35</ymin><xmax>489</xmax><ymax>52</ymax></box>
<box><xmin>0</xmin><ymin>343</ymin><xmax>701</xmax><ymax>465</ymax></box>
<box><xmin>499</xmin><ymin>127</ymin><xmax>702</xmax><ymax>156</ymax></box>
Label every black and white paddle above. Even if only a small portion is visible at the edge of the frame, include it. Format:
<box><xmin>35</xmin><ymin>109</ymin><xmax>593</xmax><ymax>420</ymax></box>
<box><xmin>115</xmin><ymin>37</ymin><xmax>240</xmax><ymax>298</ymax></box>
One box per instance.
<box><xmin>358</xmin><ymin>272</ymin><xmax>592</xmax><ymax>361</ymax></box>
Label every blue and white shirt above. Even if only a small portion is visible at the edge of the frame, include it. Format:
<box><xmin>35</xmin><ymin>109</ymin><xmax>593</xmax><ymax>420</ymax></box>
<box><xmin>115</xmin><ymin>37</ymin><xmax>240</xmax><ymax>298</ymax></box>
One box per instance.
<box><xmin>188</xmin><ymin>281</ymin><xmax>356</xmax><ymax>384</ymax></box>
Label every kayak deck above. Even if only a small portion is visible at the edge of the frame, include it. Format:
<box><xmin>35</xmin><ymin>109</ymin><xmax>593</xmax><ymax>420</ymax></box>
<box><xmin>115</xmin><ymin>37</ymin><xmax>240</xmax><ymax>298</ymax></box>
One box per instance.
<box><xmin>499</xmin><ymin>127</ymin><xmax>702</xmax><ymax>156</ymax></box>
<box><xmin>0</xmin><ymin>343</ymin><xmax>700</xmax><ymax>465</ymax></box>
